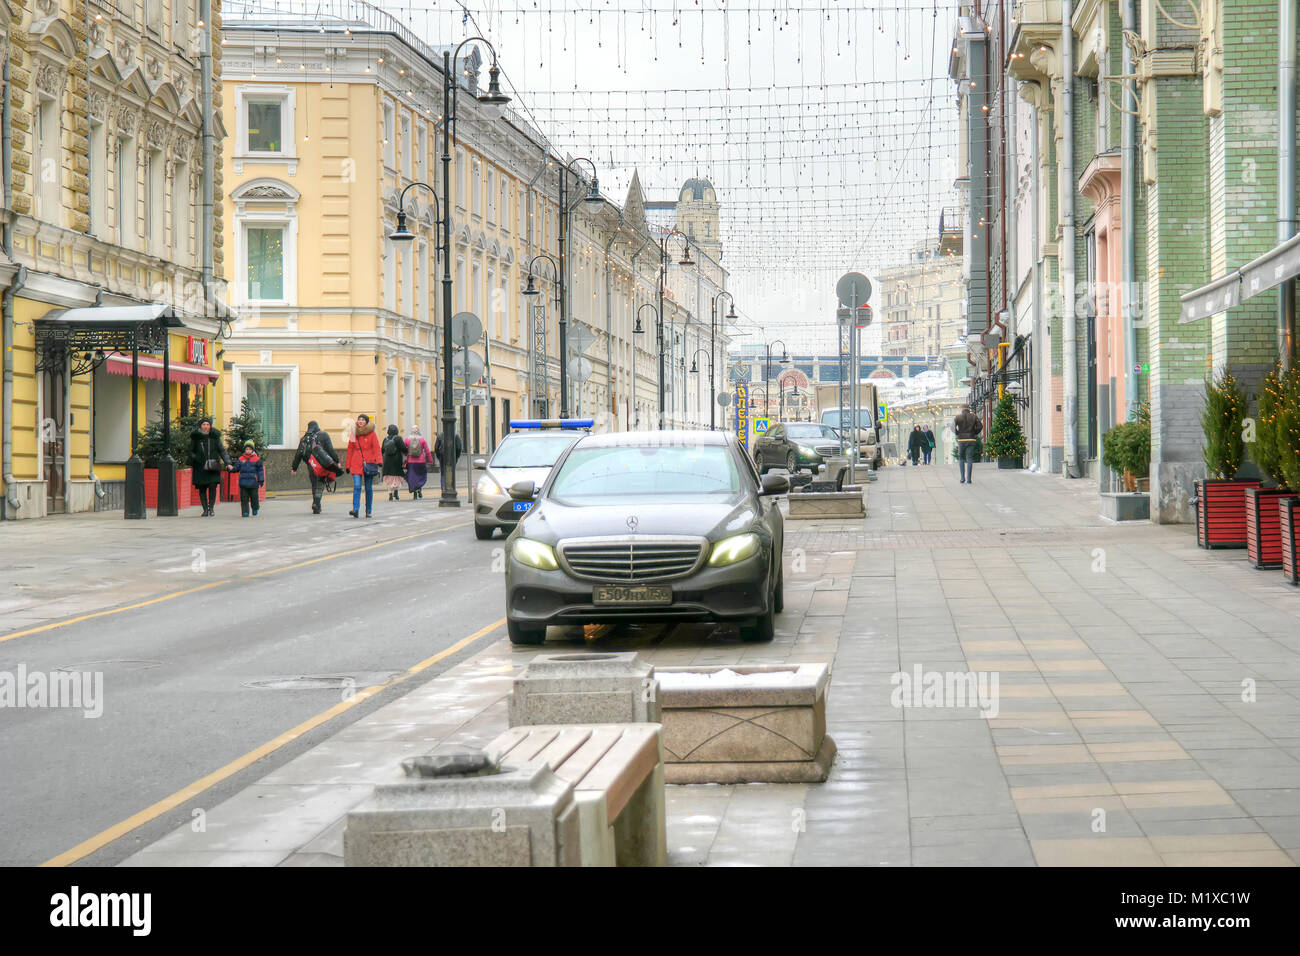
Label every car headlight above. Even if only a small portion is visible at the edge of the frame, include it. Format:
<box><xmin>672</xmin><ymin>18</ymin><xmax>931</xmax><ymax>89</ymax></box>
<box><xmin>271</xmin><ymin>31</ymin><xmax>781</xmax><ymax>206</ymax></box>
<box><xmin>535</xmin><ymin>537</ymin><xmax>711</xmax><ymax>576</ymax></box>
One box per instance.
<box><xmin>708</xmin><ymin>532</ymin><xmax>760</xmax><ymax>567</ymax></box>
<box><xmin>476</xmin><ymin>474</ymin><xmax>503</xmax><ymax>496</ymax></box>
<box><xmin>794</xmin><ymin>444</ymin><xmax>817</xmax><ymax>458</ymax></box>
<box><xmin>512</xmin><ymin>538</ymin><xmax>558</xmax><ymax>570</ymax></box>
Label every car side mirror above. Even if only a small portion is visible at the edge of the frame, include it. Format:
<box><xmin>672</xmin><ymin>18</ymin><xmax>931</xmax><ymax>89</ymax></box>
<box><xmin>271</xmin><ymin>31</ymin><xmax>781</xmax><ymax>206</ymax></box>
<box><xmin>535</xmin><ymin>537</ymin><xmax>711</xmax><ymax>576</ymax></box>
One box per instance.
<box><xmin>760</xmin><ymin>474</ymin><xmax>789</xmax><ymax>496</ymax></box>
<box><xmin>473</xmin><ymin>457</ymin><xmax>487</xmax><ymax>470</ymax></box>
<box><xmin>508</xmin><ymin>480</ymin><xmax>536</xmax><ymax>501</ymax></box>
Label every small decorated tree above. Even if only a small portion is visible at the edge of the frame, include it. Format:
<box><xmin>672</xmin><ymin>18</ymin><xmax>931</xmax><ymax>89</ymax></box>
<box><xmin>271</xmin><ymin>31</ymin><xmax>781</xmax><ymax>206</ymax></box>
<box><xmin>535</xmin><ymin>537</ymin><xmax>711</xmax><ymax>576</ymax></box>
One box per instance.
<box><xmin>1202</xmin><ymin>370</ymin><xmax>1247</xmax><ymax>479</ymax></box>
<box><xmin>134</xmin><ymin>399</ymin><xmax>190</xmax><ymax>467</ymax></box>
<box><xmin>1255</xmin><ymin>365</ymin><xmax>1288</xmax><ymax>489</ymax></box>
<box><xmin>985</xmin><ymin>394</ymin><xmax>1026</xmax><ymax>464</ymax></box>
<box><xmin>1277</xmin><ymin>363</ymin><xmax>1300</xmax><ymax>493</ymax></box>
<box><xmin>226</xmin><ymin>398</ymin><xmax>268</xmax><ymax>459</ymax></box>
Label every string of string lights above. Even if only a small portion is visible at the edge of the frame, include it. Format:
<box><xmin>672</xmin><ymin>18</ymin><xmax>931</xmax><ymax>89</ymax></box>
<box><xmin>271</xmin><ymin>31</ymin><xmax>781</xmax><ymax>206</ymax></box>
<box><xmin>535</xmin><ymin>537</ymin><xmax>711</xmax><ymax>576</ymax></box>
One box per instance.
<box><xmin>227</xmin><ymin>0</ymin><xmax>960</xmax><ymax>347</ymax></box>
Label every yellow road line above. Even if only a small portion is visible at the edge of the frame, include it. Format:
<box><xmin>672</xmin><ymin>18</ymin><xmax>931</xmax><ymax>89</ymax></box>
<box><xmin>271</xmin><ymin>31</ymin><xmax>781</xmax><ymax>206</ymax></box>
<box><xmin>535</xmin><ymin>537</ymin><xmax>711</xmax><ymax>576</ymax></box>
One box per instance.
<box><xmin>1</xmin><ymin>520</ymin><xmax>472</xmax><ymax>643</ymax></box>
<box><xmin>41</xmin><ymin>615</ymin><xmax>506</xmax><ymax>867</ymax></box>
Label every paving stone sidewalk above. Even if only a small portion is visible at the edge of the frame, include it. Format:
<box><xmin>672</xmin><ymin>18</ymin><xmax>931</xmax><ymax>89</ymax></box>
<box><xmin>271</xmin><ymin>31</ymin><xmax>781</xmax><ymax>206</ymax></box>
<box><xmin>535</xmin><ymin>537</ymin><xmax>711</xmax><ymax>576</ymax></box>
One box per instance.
<box><xmin>122</xmin><ymin>462</ymin><xmax>1300</xmax><ymax>866</ymax></box>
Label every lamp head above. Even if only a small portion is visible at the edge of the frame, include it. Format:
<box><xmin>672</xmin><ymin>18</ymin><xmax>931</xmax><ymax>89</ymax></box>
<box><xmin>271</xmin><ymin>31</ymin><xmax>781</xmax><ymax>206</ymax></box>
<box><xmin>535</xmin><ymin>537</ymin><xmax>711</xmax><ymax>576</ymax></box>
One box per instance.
<box><xmin>478</xmin><ymin>63</ymin><xmax>511</xmax><ymax>118</ymax></box>
<box><xmin>522</xmin><ymin>273</ymin><xmax>539</xmax><ymax>296</ymax></box>
<box><xmin>389</xmin><ymin>209</ymin><xmax>415</xmax><ymax>242</ymax></box>
<box><xmin>633</xmin><ymin>318</ymin><xmax>644</xmax><ymax>334</ymax></box>
<box><xmin>690</xmin><ymin>359</ymin><xmax>699</xmax><ymax>373</ymax></box>
<box><xmin>584</xmin><ymin>177</ymin><xmax>602</xmax><ymax>205</ymax></box>
<box><xmin>678</xmin><ymin>245</ymin><xmax>695</xmax><ymax>267</ymax></box>
<box><xmin>726</xmin><ymin>303</ymin><xmax>738</xmax><ymax>320</ymax></box>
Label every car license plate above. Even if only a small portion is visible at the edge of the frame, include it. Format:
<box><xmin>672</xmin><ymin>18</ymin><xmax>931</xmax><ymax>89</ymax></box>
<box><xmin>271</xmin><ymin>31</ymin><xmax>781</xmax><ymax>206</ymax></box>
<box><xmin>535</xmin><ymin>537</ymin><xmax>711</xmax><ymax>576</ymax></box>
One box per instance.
<box><xmin>592</xmin><ymin>584</ymin><xmax>672</xmax><ymax>606</ymax></box>
<box><xmin>512</xmin><ymin>501</ymin><xmax>532</xmax><ymax>513</ymax></box>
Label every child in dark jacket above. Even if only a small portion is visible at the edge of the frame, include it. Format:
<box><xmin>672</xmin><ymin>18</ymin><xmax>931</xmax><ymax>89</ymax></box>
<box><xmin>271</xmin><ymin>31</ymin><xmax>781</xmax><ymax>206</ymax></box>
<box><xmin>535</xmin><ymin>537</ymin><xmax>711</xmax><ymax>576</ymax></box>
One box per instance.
<box><xmin>231</xmin><ymin>440</ymin><xmax>266</xmax><ymax>516</ymax></box>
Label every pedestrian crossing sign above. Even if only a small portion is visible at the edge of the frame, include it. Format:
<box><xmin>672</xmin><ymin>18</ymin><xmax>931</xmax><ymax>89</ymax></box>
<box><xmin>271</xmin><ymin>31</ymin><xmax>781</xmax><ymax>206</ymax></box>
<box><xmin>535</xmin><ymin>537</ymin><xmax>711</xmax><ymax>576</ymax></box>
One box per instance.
<box><xmin>754</xmin><ymin>418</ymin><xmax>770</xmax><ymax>434</ymax></box>
<box><xmin>878</xmin><ymin>402</ymin><xmax>888</xmax><ymax>422</ymax></box>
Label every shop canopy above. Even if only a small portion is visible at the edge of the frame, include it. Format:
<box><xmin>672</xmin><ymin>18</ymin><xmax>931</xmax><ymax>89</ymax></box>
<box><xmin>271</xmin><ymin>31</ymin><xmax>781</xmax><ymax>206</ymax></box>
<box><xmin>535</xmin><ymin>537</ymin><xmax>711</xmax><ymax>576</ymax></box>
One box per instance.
<box><xmin>103</xmin><ymin>352</ymin><xmax>218</xmax><ymax>387</ymax></box>
<box><xmin>1180</xmin><ymin>233</ymin><xmax>1300</xmax><ymax>323</ymax></box>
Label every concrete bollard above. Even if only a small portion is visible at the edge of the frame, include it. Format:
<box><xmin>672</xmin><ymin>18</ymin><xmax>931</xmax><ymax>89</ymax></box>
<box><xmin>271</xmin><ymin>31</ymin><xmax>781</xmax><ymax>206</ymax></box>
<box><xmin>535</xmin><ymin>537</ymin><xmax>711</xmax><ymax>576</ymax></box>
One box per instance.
<box><xmin>508</xmin><ymin>651</ymin><xmax>660</xmax><ymax>727</ymax></box>
<box><xmin>343</xmin><ymin>752</ymin><xmax>582</xmax><ymax>866</ymax></box>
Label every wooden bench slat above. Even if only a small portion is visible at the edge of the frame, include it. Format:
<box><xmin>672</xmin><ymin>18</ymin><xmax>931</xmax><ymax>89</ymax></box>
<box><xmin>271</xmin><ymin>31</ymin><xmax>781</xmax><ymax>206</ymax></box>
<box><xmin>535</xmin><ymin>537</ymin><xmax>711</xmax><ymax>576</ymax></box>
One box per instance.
<box><xmin>483</xmin><ymin>727</ymin><xmax>533</xmax><ymax>764</ymax></box>
<box><xmin>550</xmin><ymin>727</ymin><xmax>625</xmax><ymax>785</ymax></box>
<box><xmin>576</xmin><ymin>727</ymin><xmax>660</xmax><ymax>821</ymax></box>
<box><xmin>529</xmin><ymin>727</ymin><xmax>597</xmax><ymax>771</ymax></box>
<box><xmin>514</xmin><ymin>729</ymin><xmax>561</xmax><ymax>763</ymax></box>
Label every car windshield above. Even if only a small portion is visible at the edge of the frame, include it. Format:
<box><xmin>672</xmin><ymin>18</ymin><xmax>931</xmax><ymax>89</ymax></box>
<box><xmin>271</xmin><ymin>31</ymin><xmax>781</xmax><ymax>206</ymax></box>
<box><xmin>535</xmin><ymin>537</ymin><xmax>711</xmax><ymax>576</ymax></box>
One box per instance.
<box><xmin>549</xmin><ymin>444</ymin><xmax>742</xmax><ymax>499</ymax></box>
<box><xmin>786</xmin><ymin>424</ymin><xmax>838</xmax><ymax>440</ymax></box>
<box><xmin>490</xmin><ymin>434</ymin><xmax>577</xmax><ymax>468</ymax></box>
<box><xmin>822</xmin><ymin>409</ymin><xmax>873</xmax><ymax>429</ymax></box>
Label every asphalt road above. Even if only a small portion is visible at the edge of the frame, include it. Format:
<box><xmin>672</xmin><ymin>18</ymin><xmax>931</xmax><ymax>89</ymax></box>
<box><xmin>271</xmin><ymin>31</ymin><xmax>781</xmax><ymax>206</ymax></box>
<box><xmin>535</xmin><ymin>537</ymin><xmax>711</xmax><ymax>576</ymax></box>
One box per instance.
<box><xmin>0</xmin><ymin>511</ymin><xmax>509</xmax><ymax>867</ymax></box>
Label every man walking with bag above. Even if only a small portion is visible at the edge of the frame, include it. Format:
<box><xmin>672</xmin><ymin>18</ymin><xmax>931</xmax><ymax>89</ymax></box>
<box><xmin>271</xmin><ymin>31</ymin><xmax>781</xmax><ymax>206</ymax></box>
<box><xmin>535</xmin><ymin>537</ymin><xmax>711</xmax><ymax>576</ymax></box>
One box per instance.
<box><xmin>954</xmin><ymin>405</ymin><xmax>983</xmax><ymax>485</ymax></box>
<box><xmin>291</xmin><ymin>421</ymin><xmax>342</xmax><ymax>514</ymax></box>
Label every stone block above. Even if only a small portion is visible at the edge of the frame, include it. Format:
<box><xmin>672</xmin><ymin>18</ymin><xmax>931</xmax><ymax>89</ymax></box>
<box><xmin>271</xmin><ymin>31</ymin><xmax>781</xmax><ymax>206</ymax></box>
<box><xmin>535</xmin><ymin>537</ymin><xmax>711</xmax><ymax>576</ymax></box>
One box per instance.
<box><xmin>508</xmin><ymin>652</ymin><xmax>659</xmax><ymax>727</ymax></box>
<box><xmin>343</xmin><ymin>762</ymin><xmax>582</xmax><ymax>867</ymax></box>
<box><xmin>655</xmin><ymin>664</ymin><xmax>835</xmax><ymax>783</ymax></box>
<box><xmin>1100</xmin><ymin>492</ymin><xmax>1150</xmax><ymax>522</ymax></box>
<box><xmin>787</xmin><ymin>491</ymin><xmax>866</xmax><ymax>519</ymax></box>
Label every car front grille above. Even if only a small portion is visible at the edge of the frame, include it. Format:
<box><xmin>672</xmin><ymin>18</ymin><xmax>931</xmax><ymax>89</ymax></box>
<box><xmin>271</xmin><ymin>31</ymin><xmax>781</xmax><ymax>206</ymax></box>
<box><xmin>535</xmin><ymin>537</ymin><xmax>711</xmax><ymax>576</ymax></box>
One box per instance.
<box><xmin>813</xmin><ymin>444</ymin><xmax>840</xmax><ymax>456</ymax></box>
<box><xmin>559</xmin><ymin>538</ymin><xmax>706</xmax><ymax>581</ymax></box>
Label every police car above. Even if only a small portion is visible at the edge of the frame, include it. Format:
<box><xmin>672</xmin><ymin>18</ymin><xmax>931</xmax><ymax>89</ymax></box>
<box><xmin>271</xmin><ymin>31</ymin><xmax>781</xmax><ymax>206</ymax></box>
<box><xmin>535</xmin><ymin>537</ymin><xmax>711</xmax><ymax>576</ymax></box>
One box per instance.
<box><xmin>471</xmin><ymin>419</ymin><xmax>592</xmax><ymax>540</ymax></box>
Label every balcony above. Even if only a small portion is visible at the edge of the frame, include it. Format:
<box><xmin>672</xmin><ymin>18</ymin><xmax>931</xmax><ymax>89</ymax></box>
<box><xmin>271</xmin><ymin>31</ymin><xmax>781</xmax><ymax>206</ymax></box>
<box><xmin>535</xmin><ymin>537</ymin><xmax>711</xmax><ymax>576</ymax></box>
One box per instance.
<box><xmin>1008</xmin><ymin>0</ymin><xmax>1063</xmax><ymax>85</ymax></box>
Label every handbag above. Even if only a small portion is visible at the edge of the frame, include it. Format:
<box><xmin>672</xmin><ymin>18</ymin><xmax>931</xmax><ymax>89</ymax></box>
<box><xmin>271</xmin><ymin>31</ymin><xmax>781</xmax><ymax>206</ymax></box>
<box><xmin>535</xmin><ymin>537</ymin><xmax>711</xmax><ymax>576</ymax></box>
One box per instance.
<box><xmin>204</xmin><ymin>458</ymin><xmax>223</xmax><ymax>472</ymax></box>
<box><xmin>363</xmin><ymin>461</ymin><xmax>380</xmax><ymax>477</ymax></box>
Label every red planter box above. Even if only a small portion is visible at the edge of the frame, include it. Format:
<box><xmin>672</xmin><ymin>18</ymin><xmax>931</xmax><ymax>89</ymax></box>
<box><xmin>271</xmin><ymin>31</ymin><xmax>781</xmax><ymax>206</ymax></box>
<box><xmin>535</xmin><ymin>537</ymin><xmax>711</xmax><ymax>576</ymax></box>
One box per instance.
<box><xmin>1282</xmin><ymin>498</ymin><xmax>1300</xmax><ymax>586</ymax></box>
<box><xmin>219</xmin><ymin>471</ymin><xmax>239</xmax><ymax>502</ymax></box>
<box><xmin>143</xmin><ymin>467</ymin><xmax>194</xmax><ymax>510</ymax></box>
<box><xmin>1245</xmin><ymin>488</ymin><xmax>1298</xmax><ymax>569</ymax></box>
<box><xmin>1195</xmin><ymin>479</ymin><xmax>1261</xmax><ymax>549</ymax></box>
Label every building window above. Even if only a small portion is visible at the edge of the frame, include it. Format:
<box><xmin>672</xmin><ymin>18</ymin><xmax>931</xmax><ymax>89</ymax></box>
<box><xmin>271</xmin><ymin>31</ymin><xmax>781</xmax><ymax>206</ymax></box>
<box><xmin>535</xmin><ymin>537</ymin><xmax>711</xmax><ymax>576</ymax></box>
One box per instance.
<box><xmin>472</xmin><ymin>262</ymin><xmax>482</xmax><ymax>319</ymax></box>
<box><xmin>400</xmin><ymin>113</ymin><xmax>411</xmax><ymax>178</ymax></box>
<box><xmin>116</xmin><ymin>136</ymin><xmax>136</xmax><ymax>248</ymax></box>
<box><xmin>487</xmin><ymin>168</ymin><xmax>495</xmax><ymax>222</ymax></box>
<box><xmin>245</xmin><ymin>376</ymin><xmax>285</xmax><ymax>445</ymax></box>
<box><xmin>245</xmin><ymin>226</ymin><xmax>285</xmax><ymax>300</ymax></box>
<box><xmin>145</xmin><ymin>150</ymin><xmax>164</xmax><ymax>253</ymax></box>
<box><xmin>34</xmin><ymin>94</ymin><xmax>59</xmax><ymax>223</ymax></box>
<box><xmin>404</xmin><ymin>372</ymin><xmax>415</xmax><ymax>431</ymax></box>
<box><xmin>174</xmin><ymin>162</ymin><xmax>189</xmax><ymax>263</ymax></box>
<box><xmin>487</xmin><ymin>267</ymin><xmax>496</xmax><ymax>336</ymax></box>
<box><xmin>383</xmin><ymin>101</ymin><xmax>395</xmax><ymax>169</ymax></box>
<box><xmin>472</xmin><ymin>160</ymin><xmax>481</xmax><ymax>216</ymax></box>
<box><xmin>238</xmin><ymin>87</ymin><xmax>295</xmax><ymax>159</ymax></box>
<box><xmin>455</xmin><ymin>150</ymin><xmax>465</xmax><ymax>208</ymax></box>
<box><xmin>417</xmin><ymin>125</ymin><xmax>427</xmax><ymax>181</ymax></box>
<box><xmin>383</xmin><ymin>238</ymin><xmax>396</xmax><ymax>311</ymax></box>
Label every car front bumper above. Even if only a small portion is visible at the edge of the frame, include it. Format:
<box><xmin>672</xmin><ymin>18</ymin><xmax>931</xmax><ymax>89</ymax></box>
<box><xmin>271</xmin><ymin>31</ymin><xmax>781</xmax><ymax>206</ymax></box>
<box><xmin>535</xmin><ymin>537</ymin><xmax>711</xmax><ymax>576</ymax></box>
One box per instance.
<box><xmin>473</xmin><ymin>490</ymin><xmax>535</xmax><ymax>530</ymax></box>
<box><xmin>506</xmin><ymin>550</ymin><xmax>773</xmax><ymax>627</ymax></box>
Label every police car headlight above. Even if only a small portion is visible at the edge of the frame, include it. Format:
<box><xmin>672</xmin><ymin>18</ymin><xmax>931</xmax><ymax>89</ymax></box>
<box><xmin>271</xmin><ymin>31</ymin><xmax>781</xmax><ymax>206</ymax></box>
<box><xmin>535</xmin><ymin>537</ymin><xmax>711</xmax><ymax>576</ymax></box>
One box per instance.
<box><xmin>708</xmin><ymin>533</ymin><xmax>760</xmax><ymax>567</ymax></box>
<box><xmin>512</xmin><ymin>538</ymin><xmax>559</xmax><ymax>571</ymax></box>
<box><xmin>476</xmin><ymin>475</ymin><xmax>503</xmax><ymax>497</ymax></box>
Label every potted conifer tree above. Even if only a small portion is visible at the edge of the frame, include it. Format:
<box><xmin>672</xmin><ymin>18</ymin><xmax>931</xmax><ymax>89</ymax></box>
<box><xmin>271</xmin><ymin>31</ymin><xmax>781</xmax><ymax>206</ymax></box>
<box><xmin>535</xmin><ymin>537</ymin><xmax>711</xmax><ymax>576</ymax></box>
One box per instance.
<box><xmin>1245</xmin><ymin>365</ymin><xmax>1298</xmax><ymax>569</ymax></box>
<box><xmin>1197</xmin><ymin>370</ymin><xmax>1259</xmax><ymax>548</ymax></box>
<box><xmin>135</xmin><ymin>399</ymin><xmax>195</xmax><ymax>510</ymax></box>
<box><xmin>986</xmin><ymin>394</ymin><xmax>1026</xmax><ymax>469</ymax></box>
<box><xmin>1275</xmin><ymin>364</ymin><xmax>1300</xmax><ymax>584</ymax></box>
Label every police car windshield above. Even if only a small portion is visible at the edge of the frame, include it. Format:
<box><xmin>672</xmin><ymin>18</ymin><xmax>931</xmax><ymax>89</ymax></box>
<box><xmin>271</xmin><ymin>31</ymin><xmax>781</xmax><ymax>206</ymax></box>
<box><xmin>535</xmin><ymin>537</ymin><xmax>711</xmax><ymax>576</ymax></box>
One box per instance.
<box><xmin>490</xmin><ymin>434</ymin><xmax>577</xmax><ymax>468</ymax></box>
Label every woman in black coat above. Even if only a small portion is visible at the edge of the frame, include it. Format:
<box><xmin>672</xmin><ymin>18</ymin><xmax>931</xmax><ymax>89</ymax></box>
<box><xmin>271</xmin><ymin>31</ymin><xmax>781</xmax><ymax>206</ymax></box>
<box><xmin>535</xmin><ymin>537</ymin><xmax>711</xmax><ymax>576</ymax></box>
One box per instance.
<box><xmin>190</xmin><ymin>417</ymin><xmax>231</xmax><ymax>516</ymax></box>
<box><xmin>381</xmin><ymin>424</ymin><xmax>407</xmax><ymax>501</ymax></box>
<box><xmin>907</xmin><ymin>425</ymin><xmax>925</xmax><ymax>466</ymax></box>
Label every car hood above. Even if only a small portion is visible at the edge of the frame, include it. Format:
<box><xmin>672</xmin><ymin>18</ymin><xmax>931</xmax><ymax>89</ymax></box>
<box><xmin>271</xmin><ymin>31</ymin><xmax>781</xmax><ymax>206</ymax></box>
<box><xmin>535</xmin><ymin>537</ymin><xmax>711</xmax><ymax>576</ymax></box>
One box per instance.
<box><xmin>485</xmin><ymin>465</ymin><xmax>553</xmax><ymax>491</ymax></box>
<box><xmin>522</xmin><ymin>495</ymin><xmax>758</xmax><ymax>543</ymax></box>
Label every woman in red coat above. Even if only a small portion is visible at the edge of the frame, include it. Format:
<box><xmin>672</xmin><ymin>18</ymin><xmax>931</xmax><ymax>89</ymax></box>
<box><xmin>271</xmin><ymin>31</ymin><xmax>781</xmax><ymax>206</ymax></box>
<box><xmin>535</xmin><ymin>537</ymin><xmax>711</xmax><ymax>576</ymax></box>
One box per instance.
<box><xmin>345</xmin><ymin>414</ymin><xmax>383</xmax><ymax>517</ymax></box>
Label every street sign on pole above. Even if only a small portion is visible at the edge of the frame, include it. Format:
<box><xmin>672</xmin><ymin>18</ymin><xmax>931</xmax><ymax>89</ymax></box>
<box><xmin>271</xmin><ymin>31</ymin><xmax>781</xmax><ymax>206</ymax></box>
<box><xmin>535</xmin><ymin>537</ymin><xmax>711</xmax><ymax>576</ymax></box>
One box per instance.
<box><xmin>878</xmin><ymin>402</ymin><xmax>889</xmax><ymax>423</ymax></box>
<box><xmin>734</xmin><ymin>383</ymin><xmax>750</xmax><ymax>450</ymax></box>
<box><xmin>754</xmin><ymin>418</ymin><xmax>770</xmax><ymax>434</ymax></box>
<box><xmin>453</xmin><ymin>349</ymin><xmax>485</xmax><ymax>385</ymax></box>
<box><xmin>451</xmin><ymin>312</ymin><xmax>482</xmax><ymax>348</ymax></box>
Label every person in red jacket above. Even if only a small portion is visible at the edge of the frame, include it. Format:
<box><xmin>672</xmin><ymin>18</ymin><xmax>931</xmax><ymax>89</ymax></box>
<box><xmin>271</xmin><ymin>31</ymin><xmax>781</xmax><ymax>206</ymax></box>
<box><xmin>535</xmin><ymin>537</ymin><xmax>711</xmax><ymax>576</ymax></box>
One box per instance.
<box><xmin>345</xmin><ymin>413</ymin><xmax>383</xmax><ymax>517</ymax></box>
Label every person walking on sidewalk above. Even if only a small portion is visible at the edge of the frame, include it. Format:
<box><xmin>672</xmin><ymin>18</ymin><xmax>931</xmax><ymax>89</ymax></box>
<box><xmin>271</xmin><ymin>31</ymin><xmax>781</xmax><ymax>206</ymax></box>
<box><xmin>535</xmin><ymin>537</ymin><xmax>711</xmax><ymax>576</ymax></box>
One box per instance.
<box><xmin>190</xmin><ymin>416</ymin><xmax>231</xmax><ymax>517</ymax></box>
<box><xmin>230</xmin><ymin>440</ymin><xmax>266</xmax><ymax>517</ymax></box>
<box><xmin>290</xmin><ymin>421</ymin><xmax>342</xmax><ymax>514</ymax></box>
<box><xmin>907</xmin><ymin>425</ymin><xmax>925</xmax><ymax>466</ymax></box>
<box><xmin>405</xmin><ymin>426</ymin><xmax>431</xmax><ymax>500</ymax></box>
<box><xmin>434</xmin><ymin>431</ymin><xmax>462</xmax><ymax>489</ymax></box>
<box><xmin>922</xmin><ymin>426</ymin><xmax>936</xmax><ymax>465</ymax></box>
<box><xmin>346</xmin><ymin>414</ymin><xmax>382</xmax><ymax>518</ymax></box>
<box><xmin>381</xmin><ymin>424</ymin><xmax>407</xmax><ymax>501</ymax></box>
<box><xmin>954</xmin><ymin>404</ymin><xmax>983</xmax><ymax>485</ymax></box>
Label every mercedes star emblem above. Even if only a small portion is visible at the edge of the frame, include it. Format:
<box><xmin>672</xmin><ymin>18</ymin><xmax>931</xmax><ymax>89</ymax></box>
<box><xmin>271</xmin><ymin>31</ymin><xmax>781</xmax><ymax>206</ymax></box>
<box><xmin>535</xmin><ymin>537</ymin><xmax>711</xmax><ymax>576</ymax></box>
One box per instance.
<box><xmin>626</xmin><ymin>515</ymin><xmax>639</xmax><ymax>532</ymax></box>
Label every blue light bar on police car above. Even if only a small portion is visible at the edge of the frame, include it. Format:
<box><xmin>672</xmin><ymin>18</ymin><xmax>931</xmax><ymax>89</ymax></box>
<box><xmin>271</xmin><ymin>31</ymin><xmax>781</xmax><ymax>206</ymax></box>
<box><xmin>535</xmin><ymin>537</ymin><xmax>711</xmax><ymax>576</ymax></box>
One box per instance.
<box><xmin>508</xmin><ymin>419</ymin><xmax>594</xmax><ymax>430</ymax></box>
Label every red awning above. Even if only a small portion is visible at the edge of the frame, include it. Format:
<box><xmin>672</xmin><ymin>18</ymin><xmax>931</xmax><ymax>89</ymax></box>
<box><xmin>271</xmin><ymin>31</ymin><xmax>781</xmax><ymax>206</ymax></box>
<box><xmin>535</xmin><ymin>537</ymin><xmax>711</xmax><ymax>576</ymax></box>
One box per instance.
<box><xmin>104</xmin><ymin>352</ymin><xmax>218</xmax><ymax>387</ymax></box>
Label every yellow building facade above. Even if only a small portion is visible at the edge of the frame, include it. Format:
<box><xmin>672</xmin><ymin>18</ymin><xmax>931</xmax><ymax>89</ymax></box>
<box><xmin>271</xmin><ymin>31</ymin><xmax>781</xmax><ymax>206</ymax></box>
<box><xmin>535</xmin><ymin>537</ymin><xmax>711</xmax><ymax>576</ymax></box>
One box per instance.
<box><xmin>220</xmin><ymin>7</ymin><xmax>734</xmax><ymax>474</ymax></box>
<box><xmin>1</xmin><ymin>0</ymin><xmax>229</xmax><ymax>519</ymax></box>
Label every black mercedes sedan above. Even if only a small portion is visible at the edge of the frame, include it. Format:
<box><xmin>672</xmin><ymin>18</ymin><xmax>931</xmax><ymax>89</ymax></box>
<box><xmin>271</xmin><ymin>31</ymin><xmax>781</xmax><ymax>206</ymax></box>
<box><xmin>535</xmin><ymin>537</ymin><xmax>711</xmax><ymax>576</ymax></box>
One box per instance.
<box><xmin>502</xmin><ymin>431</ymin><xmax>788</xmax><ymax>645</ymax></box>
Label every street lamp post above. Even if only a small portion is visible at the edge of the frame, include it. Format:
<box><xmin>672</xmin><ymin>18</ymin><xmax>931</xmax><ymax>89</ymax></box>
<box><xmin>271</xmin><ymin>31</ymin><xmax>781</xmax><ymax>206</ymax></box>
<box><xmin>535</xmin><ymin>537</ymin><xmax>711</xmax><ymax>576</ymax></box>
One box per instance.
<box><xmin>763</xmin><ymin>339</ymin><xmax>790</xmax><ymax>422</ymax></box>
<box><xmin>657</xmin><ymin>229</ymin><xmax>694</xmax><ymax>429</ymax></box>
<box><xmin>521</xmin><ymin>252</ymin><xmax>562</xmax><ymax>414</ymax></box>
<box><xmin>632</xmin><ymin>302</ymin><xmax>658</xmax><ymax>430</ymax></box>
<box><xmin>689</xmin><ymin>347</ymin><xmax>714</xmax><ymax>427</ymax></box>
<box><xmin>557</xmin><ymin>157</ymin><xmax>602</xmax><ymax>419</ymax></box>
<box><xmin>709</xmin><ymin>290</ymin><xmax>737</xmax><ymax>430</ymax></box>
<box><xmin>386</xmin><ymin>36</ymin><xmax>510</xmax><ymax>508</ymax></box>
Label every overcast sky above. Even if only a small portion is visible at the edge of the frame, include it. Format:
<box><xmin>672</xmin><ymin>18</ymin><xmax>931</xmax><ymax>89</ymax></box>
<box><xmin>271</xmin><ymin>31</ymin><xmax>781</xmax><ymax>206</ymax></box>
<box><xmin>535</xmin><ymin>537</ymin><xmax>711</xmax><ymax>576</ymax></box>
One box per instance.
<box><xmin>244</xmin><ymin>1</ymin><xmax>959</xmax><ymax>353</ymax></box>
